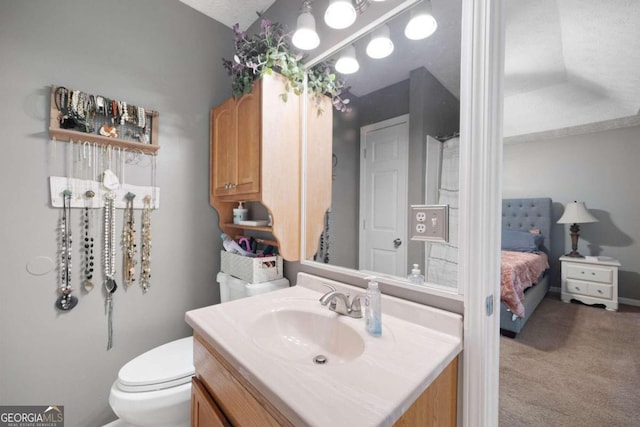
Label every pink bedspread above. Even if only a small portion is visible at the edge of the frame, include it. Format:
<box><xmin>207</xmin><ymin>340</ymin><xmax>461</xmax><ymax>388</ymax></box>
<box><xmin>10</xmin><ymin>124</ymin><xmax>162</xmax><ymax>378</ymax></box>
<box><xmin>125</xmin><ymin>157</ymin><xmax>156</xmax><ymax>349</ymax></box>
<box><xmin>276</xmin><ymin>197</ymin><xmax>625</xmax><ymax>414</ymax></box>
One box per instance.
<box><xmin>501</xmin><ymin>251</ymin><xmax>549</xmax><ymax>318</ymax></box>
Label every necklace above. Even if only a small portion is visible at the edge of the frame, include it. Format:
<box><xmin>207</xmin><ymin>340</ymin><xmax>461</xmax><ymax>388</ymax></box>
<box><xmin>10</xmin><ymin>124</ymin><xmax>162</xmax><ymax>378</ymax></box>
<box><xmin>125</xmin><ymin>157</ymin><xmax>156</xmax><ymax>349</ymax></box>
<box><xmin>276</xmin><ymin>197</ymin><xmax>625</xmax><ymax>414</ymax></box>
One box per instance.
<box><xmin>123</xmin><ymin>192</ymin><xmax>137</xmax><ymax>287</ymax></box>
<box><xmin>140</xmin><ymin>195</ymin><xmax>152</xmax><ymax>293</ymax></box>
<box><xmin>104</xmin><ymin>190</ymin><xmax>117</xmax><ymax>349</ymax></box>
<box><xmin>56</xmin><ymin>190</ymin><xmax>78</xmax><ymax>311</ymax></box>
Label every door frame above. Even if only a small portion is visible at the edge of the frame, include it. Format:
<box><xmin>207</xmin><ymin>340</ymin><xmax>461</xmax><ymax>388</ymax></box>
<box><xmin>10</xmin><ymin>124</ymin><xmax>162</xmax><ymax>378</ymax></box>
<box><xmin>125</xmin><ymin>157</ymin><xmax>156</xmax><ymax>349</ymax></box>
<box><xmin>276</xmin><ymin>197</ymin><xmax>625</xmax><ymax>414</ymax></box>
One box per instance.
<box><xmin>358</xmin><ymin>114</ymin><xmax>410</xmax><ymax>275</ymax></box>
<box><xmin>459</xmin><ymin>0</ymin><xmax>504</xmax><ymax>425</ymax></box>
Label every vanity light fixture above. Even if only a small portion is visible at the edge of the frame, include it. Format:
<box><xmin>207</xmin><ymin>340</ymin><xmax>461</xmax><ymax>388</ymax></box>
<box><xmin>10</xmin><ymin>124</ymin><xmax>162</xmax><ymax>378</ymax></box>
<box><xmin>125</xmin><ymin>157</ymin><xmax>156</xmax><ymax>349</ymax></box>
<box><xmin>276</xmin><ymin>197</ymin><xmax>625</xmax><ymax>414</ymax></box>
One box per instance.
<box><xmin>325</xmin><ymin>0</ymin><xmax>357</xmax><ymax>30</ymax></box>
<box><xmin>335</xmin><ymin>45</ymin><xmax>360</xmax><ymax>74</ymax></box>
<box><xmin>293</xmin><ymin>0</ymin><xmax>320</xmax><ymax>50</ymax></box>
<box><xmin>366</xmin><ymin>24</ymin><xmax>394</xmax><ymax>59</ymax></box>
<box><xmin>557</xmin><ymin>201</ymin><xmax>599</xmax><ymax>258</ymax></box>
<box><xmin>404</xmin><ymin>0</ymin><xmax>437</xmax><ymax>40</ymax></box>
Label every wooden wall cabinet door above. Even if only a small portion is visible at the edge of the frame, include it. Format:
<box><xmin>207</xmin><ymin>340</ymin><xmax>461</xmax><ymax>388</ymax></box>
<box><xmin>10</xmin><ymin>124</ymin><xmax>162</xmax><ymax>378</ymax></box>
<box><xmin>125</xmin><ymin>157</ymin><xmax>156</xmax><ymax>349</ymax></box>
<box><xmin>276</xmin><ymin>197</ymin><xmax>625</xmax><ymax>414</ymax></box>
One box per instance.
<box><xmin>211</xmin><ymin>87</ymin><xmax>261</xmax><ymax>198</ymax></box>
<box><xmin>211</xmin><ymin>97</ymin><xmax>236</xmax><ymax>197</ymax></box>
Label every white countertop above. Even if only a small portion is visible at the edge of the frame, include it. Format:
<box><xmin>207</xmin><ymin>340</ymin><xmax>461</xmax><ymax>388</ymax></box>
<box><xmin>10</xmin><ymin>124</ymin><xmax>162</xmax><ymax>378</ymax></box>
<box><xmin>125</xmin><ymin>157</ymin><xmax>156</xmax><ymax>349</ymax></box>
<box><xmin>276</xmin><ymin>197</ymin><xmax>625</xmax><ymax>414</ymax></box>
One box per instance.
<box><xmin>185</xmin><ymin>273</ymin><xmax>463</xmax><ymax>427</ymax></box>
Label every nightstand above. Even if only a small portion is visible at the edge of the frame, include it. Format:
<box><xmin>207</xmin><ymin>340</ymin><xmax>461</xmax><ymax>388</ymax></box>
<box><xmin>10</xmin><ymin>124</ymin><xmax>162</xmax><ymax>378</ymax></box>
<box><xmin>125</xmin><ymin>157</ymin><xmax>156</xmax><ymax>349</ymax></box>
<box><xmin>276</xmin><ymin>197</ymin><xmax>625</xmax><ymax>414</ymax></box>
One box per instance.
<box><xmin>560</xmin><ymin>256</ymin><xmax>621</xmax><ymax>311</ymax></box>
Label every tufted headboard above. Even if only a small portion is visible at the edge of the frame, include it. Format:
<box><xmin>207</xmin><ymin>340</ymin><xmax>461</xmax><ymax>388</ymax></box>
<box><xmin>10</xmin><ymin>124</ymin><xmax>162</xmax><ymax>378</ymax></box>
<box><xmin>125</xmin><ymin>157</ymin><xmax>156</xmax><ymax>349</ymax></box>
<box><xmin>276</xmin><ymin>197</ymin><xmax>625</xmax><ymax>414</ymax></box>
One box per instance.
<box><xmin>502</xmin><ymin>198</ymin><xmax>552</xmax><ymax>254</ymax></box>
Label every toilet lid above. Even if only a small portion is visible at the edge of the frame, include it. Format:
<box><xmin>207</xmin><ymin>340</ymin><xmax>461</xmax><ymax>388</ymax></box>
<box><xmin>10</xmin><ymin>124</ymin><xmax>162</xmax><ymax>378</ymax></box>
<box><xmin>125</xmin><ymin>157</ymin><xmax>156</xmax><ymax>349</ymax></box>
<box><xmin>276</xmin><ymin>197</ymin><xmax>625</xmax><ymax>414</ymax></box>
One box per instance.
<box><xmin>117</xmin><ymin>336</ymin><xmax>194</xmax><ymax>392</ymax></box>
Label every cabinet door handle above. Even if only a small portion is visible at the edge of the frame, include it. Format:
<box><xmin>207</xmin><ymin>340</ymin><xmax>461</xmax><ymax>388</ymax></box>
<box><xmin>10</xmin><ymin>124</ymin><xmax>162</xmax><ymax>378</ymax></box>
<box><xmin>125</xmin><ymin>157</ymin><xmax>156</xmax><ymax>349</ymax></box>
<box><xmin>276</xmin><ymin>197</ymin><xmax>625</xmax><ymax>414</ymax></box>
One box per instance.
<box><xmin>597</xmin><ymin>289</ymin><xmax>603</xmax><ymax>294</ymax></box>
<box><xmin>575</xmin><ymin>286</ymin><xmax>581</xmax><ymax>291</ymax></box>
<box><xmin>230</xmin><ymin>183</ymin><xmax>236</xmax><ymax>189</ymax></box>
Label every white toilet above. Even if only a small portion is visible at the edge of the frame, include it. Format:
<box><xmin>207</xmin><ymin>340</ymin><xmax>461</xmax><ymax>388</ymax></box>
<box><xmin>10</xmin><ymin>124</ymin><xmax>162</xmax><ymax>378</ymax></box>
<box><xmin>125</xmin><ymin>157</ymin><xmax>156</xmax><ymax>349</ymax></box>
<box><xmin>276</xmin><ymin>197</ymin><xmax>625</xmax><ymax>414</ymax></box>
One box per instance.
<box><xmin>107</xmin><ymin>273</ymin><xmax>289</xmax><ymax>427</ymax></box>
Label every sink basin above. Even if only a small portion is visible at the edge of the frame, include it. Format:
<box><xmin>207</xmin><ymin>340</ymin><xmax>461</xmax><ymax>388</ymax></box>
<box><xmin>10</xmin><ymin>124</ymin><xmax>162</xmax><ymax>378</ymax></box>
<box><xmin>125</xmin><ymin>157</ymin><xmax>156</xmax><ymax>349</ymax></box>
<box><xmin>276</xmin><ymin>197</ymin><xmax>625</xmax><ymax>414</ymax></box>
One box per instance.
<box><xmin>250</xmin><ymin>308</ymin><xmax>365</xmax><ymax>364</ymax></box>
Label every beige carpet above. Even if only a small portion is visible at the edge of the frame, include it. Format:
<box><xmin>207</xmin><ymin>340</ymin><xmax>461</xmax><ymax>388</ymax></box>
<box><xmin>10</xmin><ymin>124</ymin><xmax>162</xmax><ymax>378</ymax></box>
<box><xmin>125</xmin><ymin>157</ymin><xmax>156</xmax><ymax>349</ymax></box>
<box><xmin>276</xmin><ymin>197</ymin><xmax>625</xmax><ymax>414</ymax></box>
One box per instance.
<box><xmin>499</xmin><ymin>295</ymin><xmax>640</xmax><ymax>427</ymax></box>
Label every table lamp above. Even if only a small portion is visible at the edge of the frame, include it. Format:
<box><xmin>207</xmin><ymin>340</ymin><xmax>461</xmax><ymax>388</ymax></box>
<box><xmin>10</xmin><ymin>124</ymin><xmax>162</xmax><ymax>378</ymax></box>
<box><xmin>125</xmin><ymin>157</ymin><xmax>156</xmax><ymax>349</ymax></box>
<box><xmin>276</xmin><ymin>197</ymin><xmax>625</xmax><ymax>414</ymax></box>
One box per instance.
<box><xmin>557</xmin><ymin>201</ymin><xmax>598</xmax><ymax>258</ymax></box>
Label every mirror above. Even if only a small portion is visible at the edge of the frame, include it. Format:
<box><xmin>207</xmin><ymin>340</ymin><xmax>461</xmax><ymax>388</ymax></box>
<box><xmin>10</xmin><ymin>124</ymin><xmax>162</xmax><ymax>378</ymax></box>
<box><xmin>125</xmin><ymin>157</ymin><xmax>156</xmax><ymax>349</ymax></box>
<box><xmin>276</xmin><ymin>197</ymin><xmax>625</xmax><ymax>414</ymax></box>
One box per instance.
<box><xmin>302</xmin><ymin>0</ymin><xmax>462</xmax><ymax>289</ymax></box>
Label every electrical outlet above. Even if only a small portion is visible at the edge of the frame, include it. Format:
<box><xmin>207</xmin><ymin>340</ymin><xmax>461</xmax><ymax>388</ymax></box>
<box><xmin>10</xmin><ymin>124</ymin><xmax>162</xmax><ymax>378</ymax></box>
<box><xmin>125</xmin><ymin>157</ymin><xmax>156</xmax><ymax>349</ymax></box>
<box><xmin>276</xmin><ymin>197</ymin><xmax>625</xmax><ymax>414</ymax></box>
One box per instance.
<box><xmin>410</xmin><ymin>205</ymin><xmax>449</xmax><ymax>242</ymax></box>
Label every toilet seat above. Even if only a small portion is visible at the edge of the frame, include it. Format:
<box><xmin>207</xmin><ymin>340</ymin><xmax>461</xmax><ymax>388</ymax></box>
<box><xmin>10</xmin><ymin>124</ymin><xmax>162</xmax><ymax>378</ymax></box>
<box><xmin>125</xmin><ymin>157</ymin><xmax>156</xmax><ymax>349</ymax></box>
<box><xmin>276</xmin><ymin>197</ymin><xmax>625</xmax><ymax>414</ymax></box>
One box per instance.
<box><xmin>116</xmin><ymin>336</ymin><xmax>194</xmax><ymax>393</ymax></box>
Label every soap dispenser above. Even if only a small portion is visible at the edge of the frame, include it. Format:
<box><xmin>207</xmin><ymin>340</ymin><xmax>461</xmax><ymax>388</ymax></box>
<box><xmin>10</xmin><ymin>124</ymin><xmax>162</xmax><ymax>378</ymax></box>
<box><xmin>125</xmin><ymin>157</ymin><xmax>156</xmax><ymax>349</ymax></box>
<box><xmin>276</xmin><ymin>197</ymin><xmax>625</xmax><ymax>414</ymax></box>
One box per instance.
<box><xmin>233</xmin><ymin>201</ymin><xmax>248</xmax><ymax>224</ymax></box>
<box><xmin>407</xmin><ymin>264</ymin><xmax>425</xmax><ymax>286</ymax></box>
<box><xmin>364</xmin><ymin>276</ymin><xmax>382</xmax><ymax>337</ymax></box>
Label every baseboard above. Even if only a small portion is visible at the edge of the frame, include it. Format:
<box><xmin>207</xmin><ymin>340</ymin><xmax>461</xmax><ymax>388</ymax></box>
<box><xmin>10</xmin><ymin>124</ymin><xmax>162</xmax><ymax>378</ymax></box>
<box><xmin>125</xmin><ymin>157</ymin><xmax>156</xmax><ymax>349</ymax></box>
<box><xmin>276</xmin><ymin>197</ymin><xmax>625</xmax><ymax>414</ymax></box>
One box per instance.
<box><xmin>550</xmin><ymin>286</ymin><xmax>640</xmax><ymax>307</ymax></box>
<box><xmin>619</xmin><ymin>297</ymin><xmax>640</xmax><ymax>307</ymax></box>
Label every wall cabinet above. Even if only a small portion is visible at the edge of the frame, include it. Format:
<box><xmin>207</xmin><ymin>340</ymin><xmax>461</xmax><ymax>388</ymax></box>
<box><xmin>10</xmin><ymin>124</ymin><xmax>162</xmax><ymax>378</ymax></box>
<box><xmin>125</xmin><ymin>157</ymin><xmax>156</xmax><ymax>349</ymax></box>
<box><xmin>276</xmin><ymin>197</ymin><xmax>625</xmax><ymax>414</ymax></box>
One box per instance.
<box><xmin>210</xmin><ymin>73</ymin><xmax>331</xmax><ymax>261</ymax></box>
<box><xmin>192</xmin><ymin>333</ymin><xmax>458</xmax><ymax>427</ymax></box>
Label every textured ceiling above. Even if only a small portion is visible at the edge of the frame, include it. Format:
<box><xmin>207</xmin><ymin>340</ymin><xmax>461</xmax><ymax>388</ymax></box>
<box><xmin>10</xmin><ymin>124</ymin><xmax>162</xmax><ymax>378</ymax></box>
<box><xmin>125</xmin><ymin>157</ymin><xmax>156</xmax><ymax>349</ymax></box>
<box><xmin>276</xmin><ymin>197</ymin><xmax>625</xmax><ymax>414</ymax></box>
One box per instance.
<box><xmin>503</xmin><ymin>0</ymin><xmax>640</xmax><ymax>139</ymax></box>
<box><xmin>179</xmin><ymin>0</ymin><xmax>640</xmax><ymax>138</ymax></box>
<box><xmin>178</xmin><ymin>0</ymin><xmax>275</xmax><ymax>29</ymax></box>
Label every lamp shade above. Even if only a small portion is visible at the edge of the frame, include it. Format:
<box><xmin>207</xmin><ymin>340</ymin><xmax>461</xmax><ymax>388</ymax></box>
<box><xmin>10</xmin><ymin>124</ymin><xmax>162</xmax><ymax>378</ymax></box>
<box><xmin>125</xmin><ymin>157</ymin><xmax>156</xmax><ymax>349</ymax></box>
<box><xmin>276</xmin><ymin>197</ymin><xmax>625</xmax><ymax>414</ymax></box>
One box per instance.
<box><xmin>324</xmin><ymin>0</ymin><xmax>357</xmax><ymax>29</ymax></box>
<box><xmin>292</xmin><ymin>7</ymin><xmax>320</xmax><ymax>50</ymax></box>
<box><xmin>557</xmin><ymin>201</ymin><xmax>598</xmax><ymax>224</ymax></box>
<box><xmin>366</xmin><ymin>24</ymin><xmax>394</xmax><ymax>59</ymax></box>
<box><xmin>405</xmin><ymin>0</ymin><xmax>437</xmax><ymax>40</ymax></box>
<box><xmin>335</xmin><ymin>45</ymin><xmax>359</xmax><ymax>74</ymax></box>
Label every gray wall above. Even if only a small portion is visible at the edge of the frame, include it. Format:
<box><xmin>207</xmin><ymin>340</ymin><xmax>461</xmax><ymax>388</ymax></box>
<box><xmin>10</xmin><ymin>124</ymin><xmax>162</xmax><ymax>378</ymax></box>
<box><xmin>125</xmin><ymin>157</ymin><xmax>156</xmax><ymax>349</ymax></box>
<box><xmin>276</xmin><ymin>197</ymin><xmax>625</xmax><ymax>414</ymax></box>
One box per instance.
<box><xmin>324</xmin><ymin>101</ymin><xmax>361</xmax><ymax>269</ymax></box>
<box><xmin>0</xmin><ymin>1</ymin><xmax>232</xmax><ymax>425</ymax></box>
<box><xmin>503</xmin><ymin>125</ymin><xmax>640</xmax><ymax>301</ymax></box>
<box><xmin>407</xmin><ymin>67</ymin><xmax>460</xmax><ymax>269</ymax></box>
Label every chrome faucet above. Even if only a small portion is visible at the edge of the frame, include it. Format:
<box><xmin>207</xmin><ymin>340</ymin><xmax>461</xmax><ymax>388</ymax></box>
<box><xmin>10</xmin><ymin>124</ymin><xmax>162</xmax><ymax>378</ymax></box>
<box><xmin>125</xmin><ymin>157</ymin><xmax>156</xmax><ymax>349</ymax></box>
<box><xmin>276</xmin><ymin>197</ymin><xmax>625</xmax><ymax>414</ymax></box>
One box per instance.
<box><xmin>319</xmin><ymin>284</ymin><xmax>363</xmax><ymax>318</ymax></box>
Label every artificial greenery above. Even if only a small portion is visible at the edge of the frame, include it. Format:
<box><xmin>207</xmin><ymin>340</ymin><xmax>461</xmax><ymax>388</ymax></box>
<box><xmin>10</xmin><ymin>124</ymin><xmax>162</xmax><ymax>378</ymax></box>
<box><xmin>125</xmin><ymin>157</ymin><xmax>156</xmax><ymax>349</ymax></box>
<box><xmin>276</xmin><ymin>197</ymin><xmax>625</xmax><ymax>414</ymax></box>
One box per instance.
<box><xmin>222</xmin><ymin>18</ymin><xmax>349</xmax><ymax>113</ymax></box>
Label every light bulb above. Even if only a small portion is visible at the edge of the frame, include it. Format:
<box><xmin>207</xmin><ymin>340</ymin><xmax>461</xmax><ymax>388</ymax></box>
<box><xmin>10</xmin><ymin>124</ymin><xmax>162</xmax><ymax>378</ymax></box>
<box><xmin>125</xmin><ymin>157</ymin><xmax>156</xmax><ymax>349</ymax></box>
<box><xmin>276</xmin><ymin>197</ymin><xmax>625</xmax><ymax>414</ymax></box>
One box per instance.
<box><xmin>366</xmin><ymin>25</ymin><xmax>394</xmax><ymax>59</ymax></box>
<box><xmin>293</xmin><ymin>5</ymin><xmax>320</xmax><ymax>50</ymax></box>
<box><xmin>335</xmin><ymin>45</ymin><xmax>359</xmax><ymax>74</ymax></box>
<box><xmin>324</xmin><ymin>0</ymin><xmax>357</xmax><ymax>30</ymax></box>
<box><xmin>405</xmin><ymin>1</ymin><xmax>437</xmax><ymax>40</ymax></box>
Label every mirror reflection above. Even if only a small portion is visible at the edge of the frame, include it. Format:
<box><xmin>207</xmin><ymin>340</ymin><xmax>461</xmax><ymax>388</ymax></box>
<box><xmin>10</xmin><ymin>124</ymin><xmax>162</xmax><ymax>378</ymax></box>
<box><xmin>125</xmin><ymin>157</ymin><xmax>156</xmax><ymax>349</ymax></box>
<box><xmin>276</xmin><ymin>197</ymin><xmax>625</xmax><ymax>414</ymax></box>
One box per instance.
<box><xmin>305</xmin><ymin>0</ymin><xmax>462</xmax><ymax>288</ymax></box>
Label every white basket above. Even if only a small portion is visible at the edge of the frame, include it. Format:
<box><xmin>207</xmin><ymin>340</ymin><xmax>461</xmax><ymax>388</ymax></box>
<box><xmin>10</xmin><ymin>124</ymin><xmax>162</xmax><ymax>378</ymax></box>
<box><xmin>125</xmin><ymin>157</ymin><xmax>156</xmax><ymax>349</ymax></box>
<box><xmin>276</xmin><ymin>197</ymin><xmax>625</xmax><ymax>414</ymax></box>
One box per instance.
<box><xmin>220</xmin><ymin>251</ymin><xmax>283</xmax><ymax>284</ymax></box>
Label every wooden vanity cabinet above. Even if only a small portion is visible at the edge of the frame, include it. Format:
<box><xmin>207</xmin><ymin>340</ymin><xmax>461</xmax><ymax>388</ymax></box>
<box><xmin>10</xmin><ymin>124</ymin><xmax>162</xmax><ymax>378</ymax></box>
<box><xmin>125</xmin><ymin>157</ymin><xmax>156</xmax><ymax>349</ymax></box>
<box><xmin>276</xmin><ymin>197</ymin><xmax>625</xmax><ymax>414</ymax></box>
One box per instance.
<box><xmin>191</xmin><ymin>376</ymin><xmax>230</xmax><ymax>427</ymax></box>
<box><xmin>210</xmin><ymin>73</ymin><xmax>332</xmax><ymax>261</ymax></box>
<box><xmin>192</xmin><ymin>333</ymin><xmax>458</xmax><ymax>427</ymax></box>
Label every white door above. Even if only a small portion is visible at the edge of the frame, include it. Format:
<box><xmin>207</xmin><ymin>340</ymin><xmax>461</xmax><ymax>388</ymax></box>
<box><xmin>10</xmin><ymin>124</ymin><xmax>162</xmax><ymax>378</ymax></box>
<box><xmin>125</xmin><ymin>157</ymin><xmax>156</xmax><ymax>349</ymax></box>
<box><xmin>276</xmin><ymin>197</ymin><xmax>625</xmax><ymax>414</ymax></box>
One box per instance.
<box><xmin>359</xmin><ymin>115</ymin><xmax>409</xmax><ymax>276</ymax></box>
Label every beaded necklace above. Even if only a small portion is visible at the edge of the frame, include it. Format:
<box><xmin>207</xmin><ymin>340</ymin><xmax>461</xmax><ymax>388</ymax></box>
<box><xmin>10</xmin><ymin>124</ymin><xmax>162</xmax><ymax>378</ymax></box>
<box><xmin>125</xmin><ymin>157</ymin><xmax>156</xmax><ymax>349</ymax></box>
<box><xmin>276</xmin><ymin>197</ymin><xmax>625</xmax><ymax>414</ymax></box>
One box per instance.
<box><xmin>123</xmin><ymin>193</ymin><xmax>137</xmax><ymax>287</ymax></box>
<box><xmin>140</xmin><ymin>195</ymin><xmax>152</xmax><ymax>293</ymax></box>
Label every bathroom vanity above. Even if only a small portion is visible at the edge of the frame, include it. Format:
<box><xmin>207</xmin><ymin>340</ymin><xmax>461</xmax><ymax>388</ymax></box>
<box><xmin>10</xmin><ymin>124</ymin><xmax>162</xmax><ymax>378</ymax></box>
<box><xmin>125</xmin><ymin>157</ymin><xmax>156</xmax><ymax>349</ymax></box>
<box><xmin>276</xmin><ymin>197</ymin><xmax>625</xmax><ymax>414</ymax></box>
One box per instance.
<box><xmin>186</xmin><ymin>273</ymin><xmax>462</xmax><ymax>426</ymax></box>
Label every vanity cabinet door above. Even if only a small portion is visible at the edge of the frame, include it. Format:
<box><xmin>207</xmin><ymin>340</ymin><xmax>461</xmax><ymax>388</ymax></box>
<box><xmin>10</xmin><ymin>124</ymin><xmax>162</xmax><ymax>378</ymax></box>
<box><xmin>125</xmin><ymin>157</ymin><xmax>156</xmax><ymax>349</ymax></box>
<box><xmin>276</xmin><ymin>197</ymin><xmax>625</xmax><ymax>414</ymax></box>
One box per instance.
<box><xmin>191</xmin><ymin>377</ymin><xmax>230</xmax><ymax>427</ymax></box>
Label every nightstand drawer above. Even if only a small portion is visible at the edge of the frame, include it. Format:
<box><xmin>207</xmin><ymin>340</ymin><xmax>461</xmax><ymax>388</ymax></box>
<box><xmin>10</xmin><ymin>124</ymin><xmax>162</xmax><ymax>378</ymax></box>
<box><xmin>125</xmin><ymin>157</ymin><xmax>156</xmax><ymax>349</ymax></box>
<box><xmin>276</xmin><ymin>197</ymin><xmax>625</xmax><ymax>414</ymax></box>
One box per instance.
<box><xmin>588</xmin><ymin>283</ymin><xmax>613</xmax><ymax>299</ymax></box>
<box><xmin>566</xmin><ymin>280</ymin><xmax>589</xmax><ymax>296</ymax></box>
<box><xmin>565</xmin><ymin>264</ymin><xmax>613</xmax><ymax>284</ymax></box>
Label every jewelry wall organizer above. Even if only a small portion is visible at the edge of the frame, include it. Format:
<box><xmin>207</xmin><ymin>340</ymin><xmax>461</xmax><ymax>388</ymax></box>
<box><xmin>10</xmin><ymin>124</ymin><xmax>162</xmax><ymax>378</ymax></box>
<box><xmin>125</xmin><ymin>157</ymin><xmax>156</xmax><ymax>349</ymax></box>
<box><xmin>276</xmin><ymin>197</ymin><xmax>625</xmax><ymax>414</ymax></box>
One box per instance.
<box><xmin>49</xmin><ymin>85</ymin><xmax>159</xmax><ymax>155</ymax></box>
<box><xmin>47</xmin><ymin>96</ymin><xmax>159</xmax><ymax>350</ymax></box>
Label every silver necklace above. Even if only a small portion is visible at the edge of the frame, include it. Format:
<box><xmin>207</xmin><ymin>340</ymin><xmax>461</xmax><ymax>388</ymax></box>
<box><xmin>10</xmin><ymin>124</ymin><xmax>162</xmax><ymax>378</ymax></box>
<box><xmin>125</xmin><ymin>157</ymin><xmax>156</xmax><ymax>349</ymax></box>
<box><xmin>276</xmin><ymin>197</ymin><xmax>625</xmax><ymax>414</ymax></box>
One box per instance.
<box><xmin>104</xmin><ymin>190</ymin><xmax>117</xmax><ymax>350</ymax></box>
<box><xmin>56</xmin><ymin>190</ymin><xmax>78</xmax><ymax>311</ymax></box>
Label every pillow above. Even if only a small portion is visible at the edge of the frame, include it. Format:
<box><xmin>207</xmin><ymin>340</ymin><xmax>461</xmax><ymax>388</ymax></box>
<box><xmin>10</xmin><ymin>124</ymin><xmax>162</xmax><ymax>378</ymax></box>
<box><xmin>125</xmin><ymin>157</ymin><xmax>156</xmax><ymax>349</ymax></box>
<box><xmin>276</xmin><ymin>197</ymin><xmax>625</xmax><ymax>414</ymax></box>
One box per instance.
<box><xmin>501</xmin><ymin>229</ymin><xmax>544</xmax><ymax>253</ymax></box>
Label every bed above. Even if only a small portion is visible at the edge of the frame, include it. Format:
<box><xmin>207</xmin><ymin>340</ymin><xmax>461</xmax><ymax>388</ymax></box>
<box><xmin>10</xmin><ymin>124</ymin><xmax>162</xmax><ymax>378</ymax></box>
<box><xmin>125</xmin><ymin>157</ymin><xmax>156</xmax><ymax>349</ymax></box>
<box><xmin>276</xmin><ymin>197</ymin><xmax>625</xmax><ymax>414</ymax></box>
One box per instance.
<box><xmin>500</xmin><ymin>198</ymin><xmax>552</xmax><ymax>337</ymax></box>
